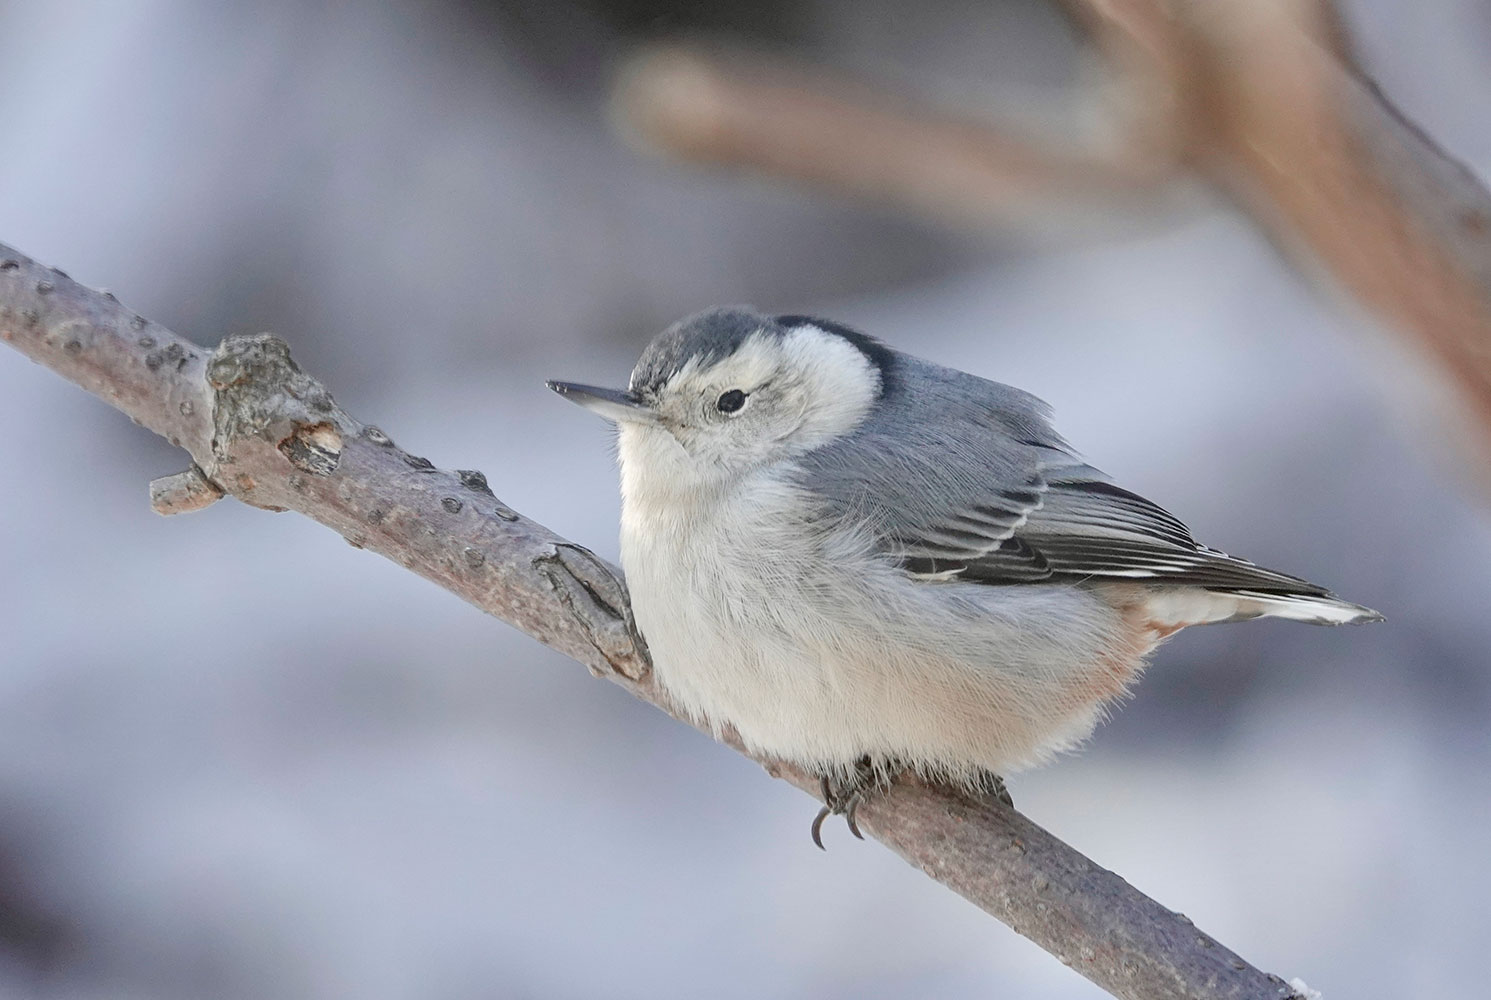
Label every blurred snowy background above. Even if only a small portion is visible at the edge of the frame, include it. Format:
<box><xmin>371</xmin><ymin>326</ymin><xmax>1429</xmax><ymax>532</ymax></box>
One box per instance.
<box><xmin>2</xmin><ymin>1</ymin><xmax>1490</xmax><ymax>998</ymax></box>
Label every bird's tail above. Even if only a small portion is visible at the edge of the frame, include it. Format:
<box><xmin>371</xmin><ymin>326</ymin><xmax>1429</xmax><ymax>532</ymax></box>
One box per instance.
<box><xmin>1126</xmin><ymin>584</ymin><xmax>1383</xmax><ymax>632</ymax></box>
<box><xmin>1219</xmin><ymin>589</ymin><xmax>1383</xmax><ymax>626</ymax></box>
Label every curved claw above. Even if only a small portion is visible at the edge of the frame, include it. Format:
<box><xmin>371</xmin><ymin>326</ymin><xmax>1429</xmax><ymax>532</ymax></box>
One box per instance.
<box><xmin>812</xmin><ymin>757</ymin><xmax>890</xmax><ymax>848</ymax></box>
<box><xmin>845</xmin><ymin>795</ymin><xmax>865</xmax><ymax>840</ymax></box>
<box><xmin>810</xmin><ymin>805</ymin><xmax>831</xmax><ymax>850</ymax></box>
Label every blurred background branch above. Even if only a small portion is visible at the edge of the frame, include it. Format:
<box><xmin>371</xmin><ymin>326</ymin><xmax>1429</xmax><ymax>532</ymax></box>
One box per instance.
<box><xmin>610</xmin><ymin>46</ymin><xmax>1174</xmax><ymax>224</ymax></box>
<box><xmin>614</xmin><ymin>0</ymin><xmax>1491</xmax><ymax>474</ymax></box>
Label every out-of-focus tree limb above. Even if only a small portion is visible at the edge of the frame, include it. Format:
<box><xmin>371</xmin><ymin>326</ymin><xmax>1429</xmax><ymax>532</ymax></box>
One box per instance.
<box><xmin>1190</xmin><ymin>4</ymin><xmax>1491</xmax><ymax>447</ymax></box>
<box><xmin>610</xmin><ymin>47</ymin><xmax>1181</xmax><ymax>226</ymax></box>
<box><xmin>613</xmin><ymin>2</ymin><xmax>1491</xmax><ymax>460</ymax></box>
<box><xmin>1</xmin><ymin>242</ymin><xmax>1307</xmax><ymax>1000</ymax></box>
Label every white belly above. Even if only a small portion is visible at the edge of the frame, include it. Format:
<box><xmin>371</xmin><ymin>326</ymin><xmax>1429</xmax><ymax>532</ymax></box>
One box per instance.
<box><xmin>619</xmin><ymin>468</ymin><xmax>1135</xmax><ymax>784</ymax></box>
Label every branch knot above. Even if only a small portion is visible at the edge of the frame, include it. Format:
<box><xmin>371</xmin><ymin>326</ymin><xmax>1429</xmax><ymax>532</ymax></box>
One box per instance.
<box><xmin>206</xmin><ymin>333</ymin><xmax>353</xmax><ymax>506</ymax></box>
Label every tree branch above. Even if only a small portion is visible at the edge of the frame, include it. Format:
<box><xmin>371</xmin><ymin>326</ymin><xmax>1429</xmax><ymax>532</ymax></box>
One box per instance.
<box><xmin>0</xmin><ymin>241</ymin><xmax>1308</xmax><ymax>999</ymax></box>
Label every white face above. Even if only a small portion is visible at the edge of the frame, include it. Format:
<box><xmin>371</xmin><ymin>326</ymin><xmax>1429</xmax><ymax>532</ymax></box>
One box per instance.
<box><xmin>623</xmin><ymin>324</ymin><xmax>882</xmax><ymax>483</ymax></box>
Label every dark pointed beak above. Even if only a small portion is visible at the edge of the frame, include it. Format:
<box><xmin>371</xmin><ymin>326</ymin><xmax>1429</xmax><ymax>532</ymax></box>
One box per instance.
<box><xmin>545</xmin><ymin>380</ymin><xmax>659</xmax><ymax>424</ymax></box>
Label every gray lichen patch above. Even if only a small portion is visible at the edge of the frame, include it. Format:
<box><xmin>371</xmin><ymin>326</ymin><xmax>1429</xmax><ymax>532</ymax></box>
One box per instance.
<box><xmin>207</xmin><ymin>333</ymin><xmax>351</xmax><ymax>465</ymax></box>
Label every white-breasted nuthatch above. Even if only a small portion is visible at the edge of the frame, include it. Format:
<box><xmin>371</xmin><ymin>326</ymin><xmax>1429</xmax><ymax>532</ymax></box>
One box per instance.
<box><xmin>548</xmin><ymin>307</ymin><xmax>1381</xmax><ymax>844</ymax></box>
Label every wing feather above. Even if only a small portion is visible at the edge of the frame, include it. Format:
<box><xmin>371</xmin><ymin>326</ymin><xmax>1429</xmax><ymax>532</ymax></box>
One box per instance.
<box><xmin>893</xmin><ymin>472</ymin><xmax>1329</xmax><ymax>595</ymax></box>
<box><xmin>794</xmin><ymin>352</ymin><xmax>1331</xmax><ymax>599</ymax></box>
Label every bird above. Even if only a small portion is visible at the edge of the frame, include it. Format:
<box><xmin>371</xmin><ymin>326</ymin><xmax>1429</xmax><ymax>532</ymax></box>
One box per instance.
<box><xmin>547</xmin><ymin>306</ymin><xmax>1381</xmax><ymax>845</ymax></box>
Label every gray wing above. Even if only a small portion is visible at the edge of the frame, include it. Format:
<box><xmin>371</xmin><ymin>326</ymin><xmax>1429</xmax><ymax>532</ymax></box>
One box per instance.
<box><xmin>796</xmin><ymin>354</ymin><xmax>1329</xmax><ymax>596</ymax></box>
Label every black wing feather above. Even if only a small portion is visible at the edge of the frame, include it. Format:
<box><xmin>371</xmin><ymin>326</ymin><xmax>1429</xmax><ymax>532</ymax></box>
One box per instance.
<box><xmin>896</xmin><ymin>477</ymin><xmax>1329</xmax><ymax>596</ymax></box>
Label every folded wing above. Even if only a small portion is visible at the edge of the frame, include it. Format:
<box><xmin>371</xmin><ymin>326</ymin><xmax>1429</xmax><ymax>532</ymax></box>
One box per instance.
<box><xmin>794</xmin><ymin>352</ymin><xmax>1339</xmax><ymax>600</ymax></box>
<box><xmin>896</xmin><ymin>472</ymin><xmax>1332</xmax><ymax>597</ymax></box>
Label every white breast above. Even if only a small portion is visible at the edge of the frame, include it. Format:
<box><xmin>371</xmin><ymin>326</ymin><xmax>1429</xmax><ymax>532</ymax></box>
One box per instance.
<box><xmin>616</xmin><ymin>424</ymin><xmax>1141</xmax><ymax>785</ymax></box>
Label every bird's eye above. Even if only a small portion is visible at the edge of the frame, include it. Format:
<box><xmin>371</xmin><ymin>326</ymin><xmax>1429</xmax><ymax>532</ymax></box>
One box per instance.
<box><xmin>716</xmin><ymin>389</ymin><xmax>747</xmax><ymax>414</ymax></box>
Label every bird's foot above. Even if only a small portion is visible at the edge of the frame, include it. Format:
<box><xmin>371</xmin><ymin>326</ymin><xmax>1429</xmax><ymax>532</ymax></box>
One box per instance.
<box><xmin>971</xmin><ymin>769</ymin><xmax>1014</xmax><ymax>808</ymax></box>
<box><xmin>807</xmin><ymin>762</ymin><xmax>1011</xmax><ymax>847</ymax></box>
<box><xmin>811</xmin><ymin>756</ymin><xmax>893</xmax><ymax>849</ymax></box>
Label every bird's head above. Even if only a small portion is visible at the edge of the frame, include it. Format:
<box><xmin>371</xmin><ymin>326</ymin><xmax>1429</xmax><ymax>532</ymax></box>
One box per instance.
<box><xmin>548</xmin><ymin>307</ymin><xmax>890</xmax><ymax>486</ymax></box>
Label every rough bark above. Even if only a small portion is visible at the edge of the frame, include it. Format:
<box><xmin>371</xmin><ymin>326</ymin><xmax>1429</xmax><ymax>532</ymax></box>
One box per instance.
<box><xmin>1</xmin><ymin>241</ymin><xmax>1306</xmax><ymax>999</ymax></box>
